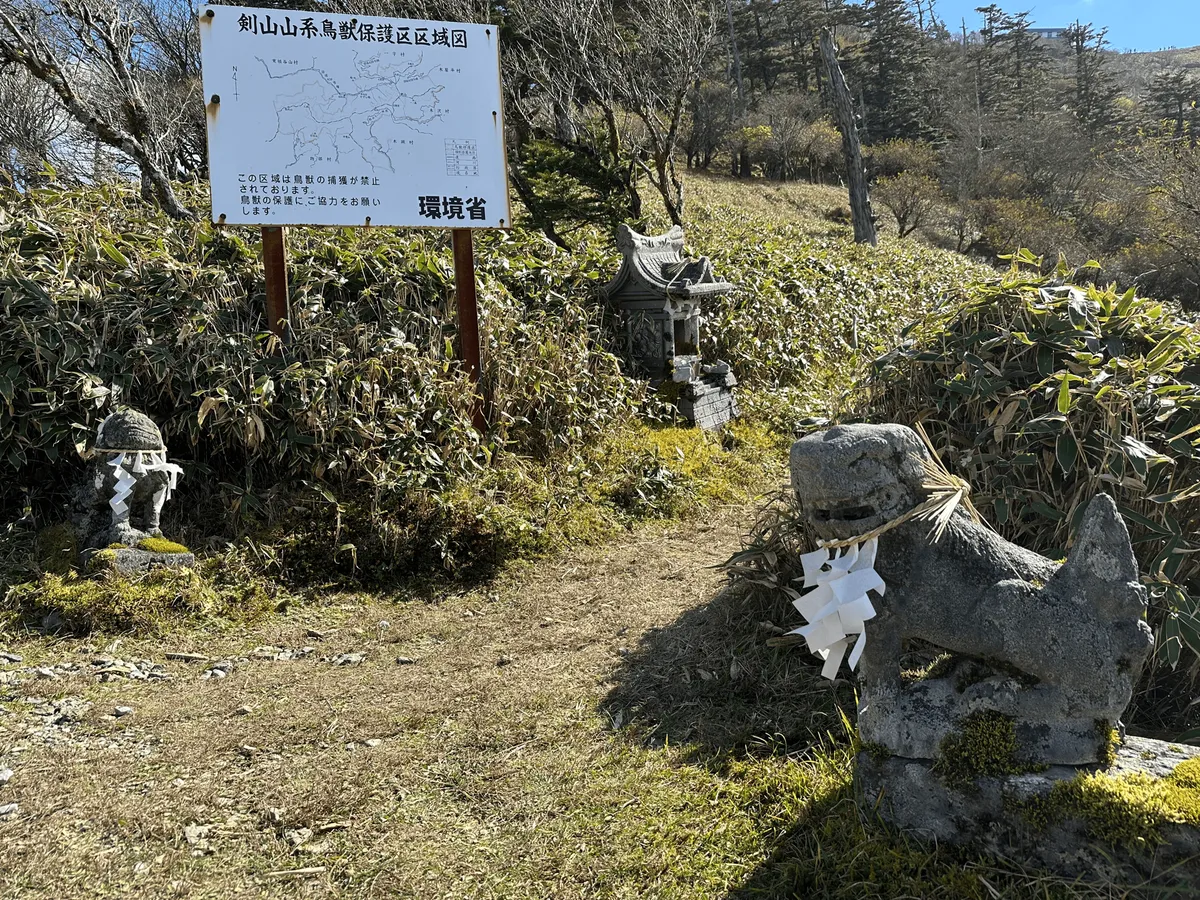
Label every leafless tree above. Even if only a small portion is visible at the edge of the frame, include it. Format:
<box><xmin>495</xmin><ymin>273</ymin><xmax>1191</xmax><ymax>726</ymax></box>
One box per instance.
<box><xmin>0</xmin><ymin>0</ymin><xmax>194</xmax><ymax>217</ymax></box>
<box><xmin>133</xmin><ymin>0</ymin><xmax>206</xmax><ymax>181</ymax></box>
<box><xmin>0</xmin><ymin>64</ymin><xmax>76</xmax><ymax>186</ymax></box>
<box><xmin>685</xmin><ymin>79</ymin><xmax>733</xmax><ymax>169</ymax></box>
<box><xmin>874</xmin><ymin>171</ymin><xmax>940</xmax><ymax>237</ymax></box>
<box><xmin>620</xmin><ymin>0</ymin><xmax>717</xmax><ymax>224</ymax></box>
<box><xmin>507</xmin><ymin>0</ymin><xmax>717</xmax><ymax>227</ymax></box>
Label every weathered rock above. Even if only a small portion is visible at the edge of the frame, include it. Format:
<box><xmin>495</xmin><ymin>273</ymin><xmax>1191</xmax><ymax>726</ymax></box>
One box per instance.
<box><xmin>790</xmin><ymin>424</ymin><xmax>1153</xmax><ymax>765</ymax></box>
<box><xmin>83</xmin><ymin>547</ymin><xmax>195</xmax><ymax>577</ymax></box>
<box><xmin>856</xmin><ymin>735</ymin><xmax>1200</xmax><ymax>886</ymax></box>
<box><xmin>202</xmin><ymin>659</ymin><xmax>238</xmax><ymax>680</ymax></box>
<box><xmin>165</xmin><ymin>651</ymin><xmax>208</xmax><ymax>663</ymax></box>
<box><xmin>251</xmin><ymin>646</ymin><xmax>314</xmax><ymax>662</ymax></box>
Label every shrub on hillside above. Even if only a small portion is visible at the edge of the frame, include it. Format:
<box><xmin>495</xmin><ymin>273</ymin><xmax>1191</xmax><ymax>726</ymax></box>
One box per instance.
<box><xmin>970</xmin><ymin>197</ymin><xmax>1090</xmax><ymax>268</ymax></box>
<box><xmin>868</xmin><ymin>262</ymin><xmax>1200</xmax><ymax>730</ymax></box>
<box><xmin>867</xmin><ymin>139</ymin><xmax>938</xmax><ymax>178</ymax></box>
<box><xmin>0</xmin><ymin>182</ymin><xmax>640</xmax><ymax>558</ymax></box>
<box><xmin>874</xmin><ymin>172</ymin><xmax>941</xmax><ymax>238</ymax></box>
<box><xmin>690</xmin><ymin>223</ymin><xmax>986</xmax><ymax>396</ymax></box>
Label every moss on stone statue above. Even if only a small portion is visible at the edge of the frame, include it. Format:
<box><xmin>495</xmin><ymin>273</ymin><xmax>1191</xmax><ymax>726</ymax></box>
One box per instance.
<box><xmin>933</xmin><ymin>710</ymin><xmax>1046</xmax><ymax>790</ymax></box>
<box><xmin>5</xmin><ymin>566</ymin><xmax>274</xmax><ymax>634</ymax></box>
<box><xmin>87</xmin><ymin>548</ymin><xmax>119</xmax><ymax>572</ymax></box>
<box><xmin>1097</xmin><ymin>721</ymin><xmax>1121</xmax><ymax>770</ymax></box>
<box><xmin>861</xmin><ymin>741</ymin><xmax>894</xmax><ymax>763</ymax></box>
<box><xmin>137</xmin><ymin>537</ymin><xmax>190</xmax><ymax>554</ymax></box>
<box><xmin>1022</xmin><ymin>759</ymin><xmax>1200</xmax><ymax>851</ymax></box>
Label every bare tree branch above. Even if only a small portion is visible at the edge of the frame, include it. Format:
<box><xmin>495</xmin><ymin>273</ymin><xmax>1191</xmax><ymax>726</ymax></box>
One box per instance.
<box><xmin>0</xmin><ymin>0</ymin><xmax>194</xmax><ymax>218</ymax></box>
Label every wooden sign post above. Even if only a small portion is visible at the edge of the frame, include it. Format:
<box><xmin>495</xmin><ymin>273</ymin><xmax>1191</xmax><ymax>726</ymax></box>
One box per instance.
<box><xmin>451</xmin><ymin>229</ymin><xmax>486</xmax><ymax>431</ymax></box>
<box><xmin>261</xmin><ymin>226</ymin><xmax>290</xmax><ymax>341</ymax></box>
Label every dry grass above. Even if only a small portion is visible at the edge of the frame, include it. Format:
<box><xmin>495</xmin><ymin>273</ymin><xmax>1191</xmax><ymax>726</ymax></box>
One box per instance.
<box><xmin>0</xmin><ymin>509</ymin><xmax>787</xmax><ymax>899</ymax></box>
<box><xmin>682</xmin><ymin>171</ymin><xmax>850</xmax><ymax>234</ymax></box>
<box><xmin>0</xmin><ymin>501</ymin><xmax>1169</xmax><ymax>899</ymax></box>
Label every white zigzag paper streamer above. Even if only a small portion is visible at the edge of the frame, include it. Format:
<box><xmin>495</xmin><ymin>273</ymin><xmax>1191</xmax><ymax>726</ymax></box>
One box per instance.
<box><xmin>787</xmin><ymin>537</ymin><xmax>884</xmax><ymax>680</ymax></box>
<box><xmin>108</xmin><ymin>451</ymin><xmax>185</xmax><ymax>518</ymax></box>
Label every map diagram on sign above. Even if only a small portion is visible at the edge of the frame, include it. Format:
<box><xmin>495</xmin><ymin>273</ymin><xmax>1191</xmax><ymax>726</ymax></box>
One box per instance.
<box><xmin>261</xmin><ymin>53</ymin><xmax>447</xmax><ymax>171</ymax></box>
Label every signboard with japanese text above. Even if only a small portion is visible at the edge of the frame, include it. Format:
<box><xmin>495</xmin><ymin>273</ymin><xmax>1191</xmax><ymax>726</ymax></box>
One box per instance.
<box><xmin>198</xmin><ymin>5</ymin><xmax>511</xmax><ymax>228</ymax></box>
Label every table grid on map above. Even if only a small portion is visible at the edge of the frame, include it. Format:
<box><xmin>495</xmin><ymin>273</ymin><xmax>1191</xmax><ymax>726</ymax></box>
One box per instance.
<box><xmin>445</xmin><ymin>139</ymin><xmax>479</xmax><ymax>176</ymax></box>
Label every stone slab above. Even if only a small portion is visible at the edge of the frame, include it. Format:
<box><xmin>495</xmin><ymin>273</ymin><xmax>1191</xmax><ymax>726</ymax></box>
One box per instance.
<box><xmin>856</xmin><ymin>735</ymin><xmax>1200</xmax><ymax>888</ymax></box>
<box><xmin>677</xmin><ymin>375</ymin><xmax>738</xmax><ymax>430</ymax></box>
<box><xmin>83</xmin><ymin>548</ymin><xmax>196</xmax><ymax>577</ymax></box>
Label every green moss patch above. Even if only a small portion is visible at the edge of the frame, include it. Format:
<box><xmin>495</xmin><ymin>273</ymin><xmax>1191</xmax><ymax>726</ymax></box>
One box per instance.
<box><xmin>1097</xmin><ymin>722</ymin><xmax>1121</xmax><ymax>769</ymax></box>
<box><xmin>934</xmin><ymin>710</ymin><xmax>1046</xmax><ymax>789</ymax></box>
<box><xmin>2</xmin><ymin>565</ymin><xmax>275</xmax><ymax>634</ymax></box>
<box><xmin>1023</xmin><ymin>760</ymin><xmax>1200</xmax><ymax>851</ymax></box>
<box><xmin>86</xmin><ymin>548</ymin><xmax>119</xmax><ymax>572</ymax></box>
<box><xmin>861</xmin><ymin>741</ymin><xmax>894</xmax><ymax>763</ymax></box>
<box><xmin>136</xmin><ymin>537</ymin><xmax>191</xmax><ymax>554</ymax></box>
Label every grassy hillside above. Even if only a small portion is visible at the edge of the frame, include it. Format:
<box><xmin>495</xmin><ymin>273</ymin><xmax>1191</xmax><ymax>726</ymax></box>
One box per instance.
<box><xmin>0</xmin><ymin>172</ymin><xmax>982</xmax><ymax>601</ymax></box>
<box><xmin>6</xmin><ymin>173</ymin><xmax>1200</xmax><ymax>898</ymax></box>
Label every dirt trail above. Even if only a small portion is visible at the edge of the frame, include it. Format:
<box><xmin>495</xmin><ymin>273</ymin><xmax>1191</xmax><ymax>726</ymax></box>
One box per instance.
<box><xmin>0</xmin><ymin>510</ymin><xmax>762</xmax><ymax>899</ymax></box>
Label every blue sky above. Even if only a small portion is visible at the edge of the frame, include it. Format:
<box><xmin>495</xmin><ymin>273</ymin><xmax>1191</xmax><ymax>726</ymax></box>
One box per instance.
<box><xmin>931</xmin><ymin>1</ymin><xmax>1200</xmax><ymax>51</ymax></box>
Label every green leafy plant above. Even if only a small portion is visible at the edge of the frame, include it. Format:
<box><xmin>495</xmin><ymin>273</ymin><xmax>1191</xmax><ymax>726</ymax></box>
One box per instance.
<box><xmin>870</xmin><ymin>258</ymin><xmax>1200</xmax><ymax>731</ymax></box>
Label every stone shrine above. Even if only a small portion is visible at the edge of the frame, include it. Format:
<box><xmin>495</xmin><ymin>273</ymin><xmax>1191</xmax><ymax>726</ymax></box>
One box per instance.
<box><xmin>601</xmin><ymin>224</ymin><xmax>738</xmax><ymax>429</ymax></box>
<box><xmin>787</xmin><ymin>423</ymin><xmax>1200</xmax><ymax>886</ymax></box>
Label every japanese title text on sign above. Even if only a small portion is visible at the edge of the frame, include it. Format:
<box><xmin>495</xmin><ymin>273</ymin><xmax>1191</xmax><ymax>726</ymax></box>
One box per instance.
<box><xmin>236</xmin><ymin>12</ymin><xmax>468</xmax><ymax>48</ymax></box>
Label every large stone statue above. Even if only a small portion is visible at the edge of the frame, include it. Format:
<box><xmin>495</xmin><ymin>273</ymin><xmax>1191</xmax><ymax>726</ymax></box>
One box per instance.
<box><xmin>785</xmin><ymin>423</ymin><xmax>1200</xmax><ymax>884</ymax></box>
<box><xmin>789</xmin><ymin>423</ymin><xmax>1154</xmax><ymax>765</ymax></box>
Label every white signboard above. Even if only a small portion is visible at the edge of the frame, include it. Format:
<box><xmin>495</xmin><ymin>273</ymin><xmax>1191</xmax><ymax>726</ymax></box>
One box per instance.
<box><xmin>198</xmin><ymin>5</ymin><xmax>511</xmax><ymax>228</ymax></box>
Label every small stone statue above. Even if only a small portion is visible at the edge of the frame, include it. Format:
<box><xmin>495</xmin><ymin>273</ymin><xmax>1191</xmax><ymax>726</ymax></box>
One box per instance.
<box><xmin>79</xmin><ymin>409</ymin><xmax>184</xmax><ymax>549</ymax></box>
<box><xmin>789</xmin><ymin>423</ymin><xmax>1153</xmax><ymax>765</ymax></box>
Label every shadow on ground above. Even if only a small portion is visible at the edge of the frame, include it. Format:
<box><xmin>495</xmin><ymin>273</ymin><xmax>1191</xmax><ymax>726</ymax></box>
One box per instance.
<box><xmin>600</xmin><ymin>577</ymin><xmax>856</xmax><ymax>764</ymax></box>
<box><xmin>599</xmin><ymin>577</ymin><xmax>1184</xmax><ymax>899</ymax></box>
